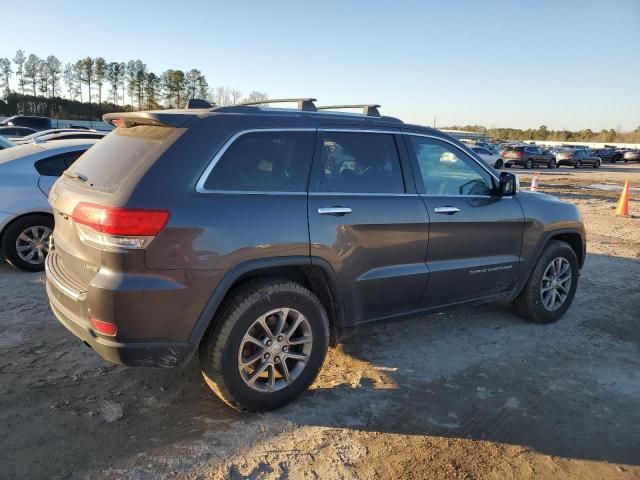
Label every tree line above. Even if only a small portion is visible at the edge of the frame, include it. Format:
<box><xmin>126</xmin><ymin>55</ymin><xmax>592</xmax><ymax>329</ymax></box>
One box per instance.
<box><xmin>0</xmin><ymin>50</ymin><xmax>268</xmax><ymax>119</ymax></box>
<box><xmin>444</xmin><ymin>124</ymin><xmax>640</xmax><ymax>144</ymax></box>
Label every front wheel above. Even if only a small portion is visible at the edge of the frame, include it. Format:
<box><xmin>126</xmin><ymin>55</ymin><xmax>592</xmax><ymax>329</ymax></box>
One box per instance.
<box><xmin>547</xmin><ymin>158</ymin><xmax>556</xmax><ymax>169</ymax></box>
<box><xmin>513</xmin><ymin>240</ymin><xmax>579</xmax><ymax>324</ymax></box>
<box><xmin>593</xmin><ymin>159</ymin><xmax>601</xmax><ymax>169</ymax></box>
<box><xmin>525</xmin><ymin>159</ymin><xmax>534</xmax><ymax>169</ymax></box>
<box><xmin>199</xmin><ymin>278</ymin><xmax>329</xmax><ymax>412</ymax></box>
<box><xmin>574</xmin><ymin>160</ymin><xmax>582</xmax><ymax>168</ymax></box>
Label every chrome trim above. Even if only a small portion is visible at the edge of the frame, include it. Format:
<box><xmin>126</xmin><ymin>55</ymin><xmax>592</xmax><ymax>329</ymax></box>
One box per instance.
<box><xmin>318</xmin><ymin>128</ymin><xmax>401</xmax><ymax>134</ymax></box>
<box><xmin>195</xmin><ymin>128</ymin><xmax>316</xmax><ymax>193</ymax></box>
<box><xmin>401</xmin><ymin>132</ymin><xmax>500</xmax><ymax>183</ymax></box>
<box><xmin>434</xmin><ymin>206</ymin><xmax>460</xmax><ymax>214</ymax></box>
<box><xmin>195</xmin><ymin>190</ymin><xmax>306</xmax><ymax>196</ymax></box>
<box><xmin>317</xmin><ymin>207</ymin><xmax>352</xmax><ymax>215</ymax></box>
<box><xmin>45</xmin><ymin>259</ymin><xmax>84</xmax><ymax>302</ymax></box>
<box><xmin>309</xmin><ymin>192</ymin><xmax>418</xmax><ymax>197</ymax></box>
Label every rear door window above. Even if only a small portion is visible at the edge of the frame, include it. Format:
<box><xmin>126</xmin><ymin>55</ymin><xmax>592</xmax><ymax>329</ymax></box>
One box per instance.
<box><xmin>316</xmin><ymin>131</ymin><xmax>405</xmax><ymax>194</ymax></box>
<box><xmin>202</xmin><ymin>131</ymin><xmax>315</xmax><ymax>192</ymax></box>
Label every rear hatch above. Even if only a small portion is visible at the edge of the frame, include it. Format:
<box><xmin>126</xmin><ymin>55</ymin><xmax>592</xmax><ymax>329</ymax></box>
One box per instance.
<box><xmin>49</xmin><ymin>112</ymin><xmax>191</xmax><ymax>292</ymax></box>
<box><xmin>556</xmin><ymin>150</ymin><xmax>574</xmax><ymax>160</ymax></box>
<box><xmin>503</xmin><ymin>148</ymin><xmax>523</xmax><ymax>159</ymax></box>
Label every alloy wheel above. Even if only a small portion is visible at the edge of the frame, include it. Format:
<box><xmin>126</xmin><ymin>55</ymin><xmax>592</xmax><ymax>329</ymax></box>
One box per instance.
<box><xmin>15</xmin><ymin>226</ymin><xmax>52</xmax><ymax>265</ymax></box>
<box><xmin>540</xmin><ymin>257</ymin><xmax>572</xmax><ymax>311</ymax></box>
<box><xmin>238</xmin><ymin>308</ymin><xmax>313</xmax><ymax>392</ymax></box>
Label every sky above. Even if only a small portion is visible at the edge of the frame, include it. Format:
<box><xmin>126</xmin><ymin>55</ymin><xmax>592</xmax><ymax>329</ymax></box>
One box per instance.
<box><xmin>3</xmin><ymin>0</ymin><xmax>639</xmax><ymax>131</ymax></box>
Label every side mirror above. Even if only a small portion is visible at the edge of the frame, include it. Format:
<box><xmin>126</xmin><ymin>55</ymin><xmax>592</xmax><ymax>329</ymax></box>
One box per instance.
<box><xmin>499</xmin><ymin>171</ymin><xmax>518</xmax><ymax>196</ymax></box>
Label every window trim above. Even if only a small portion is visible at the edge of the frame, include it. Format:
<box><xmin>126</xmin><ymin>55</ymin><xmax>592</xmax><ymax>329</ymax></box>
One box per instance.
<box><xmin>195</xmin><ymin>128</ymin><xmax>316</xmax><ymax>194</ymax></box>
<box><xmin>402</xmin><ymin>133</ymin><xmax>500</xmax><ymax>198</ymax></box>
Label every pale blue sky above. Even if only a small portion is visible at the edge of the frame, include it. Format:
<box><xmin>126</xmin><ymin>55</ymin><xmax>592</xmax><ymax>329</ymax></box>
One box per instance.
<box><xmin>3</xmin><ymin>0</ymin><xmax>639</xmax><ymax>130</ymax></box>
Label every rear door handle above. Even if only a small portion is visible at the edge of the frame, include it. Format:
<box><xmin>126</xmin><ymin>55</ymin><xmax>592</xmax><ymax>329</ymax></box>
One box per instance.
<box><xmin>434</xmin><ymin>206</ymin><xmax>460</xmax><ymax>214</ymax></box>
<box><xmin>318</xmin><ymin>207</ymin><xmax>352</xmax><ymax>216</ymax></box>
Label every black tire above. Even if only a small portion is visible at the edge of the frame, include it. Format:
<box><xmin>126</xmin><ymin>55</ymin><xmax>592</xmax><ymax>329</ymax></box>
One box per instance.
<box><xmin>513</xmin><ymin>240</ymin><xmax>579</xmax><ymax>324</ymax></box>
<box><xmin>547</xmin><ymin>158</ymin><xmax>556</xmax><ymax>169</ymax></box>
<box><xmin>1</xmin><ymin>214</ymin><xmax>53</xmax><ymax>272</ymax></box>
<box><xmin>574</xmin><ymin>160</ymin><xmax>581</xmax><ymax>169</ymax></box>
<box><xmin>494</xmin><ymin>159</ymin><xmax>504</xmax><ymax>169</ymax></box>
<box><xmin>199</xmin><ymin>278</ymin><xmax>329</xmax><ymax>412</ymax></box>
<box><xmin>593</xmin><ymin>159</ymin><xmax>601</xmax><ymax>169</ymax></box>
<box><xmin>525</xmin><ymin>159</ymin><xmax>534</xmax><ymax>169</ymax></box>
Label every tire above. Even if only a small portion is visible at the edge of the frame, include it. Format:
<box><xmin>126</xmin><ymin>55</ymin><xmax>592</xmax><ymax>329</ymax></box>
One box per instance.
<box><xmin>574</xmin><ymin>160</ymin><xmax>581</xmax><ymax>169</ymax></box>
<box><xmin>199</xmin><ymin>278</ymin><xmax>329</xmax><ymax>412</ymax></box>
<box><xmin>513</xmin><ymin>240</ymin><xmax>579</xmax><ymax>324</ymax></box>
<box><xmin>547</xmin><ymin>158</ymin><xmax>556</xmax><ymax>169</ymax></box>
<box><xmin>494</xmin><ymin>159</ymin><xmax>504</xmax><ymax>169</ymax></box>
<box><xmin>593</xmin><ymin>159</ymin><xmax>601</xmax><ymax>169</ymax></box>
<box><xmin>525</xmin><ymin>159</ymin><xmax>534</xmax><ymax>169</ymax></box>
<box><xmin>1</xmin><ymin>214</ymin><xmax>53</xmax><ymax>272</ymax></box>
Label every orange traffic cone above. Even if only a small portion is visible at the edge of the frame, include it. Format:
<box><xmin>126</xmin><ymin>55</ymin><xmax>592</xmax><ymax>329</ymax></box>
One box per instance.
<box><xmin>530</xmin><ymin>172</ymin><xmax>540</xmax><ymax>192</ymax></box>
<box><xmin>615</xmin><ymin>180</ymin><xmax>631</xmax><ymax>217</ymax></box>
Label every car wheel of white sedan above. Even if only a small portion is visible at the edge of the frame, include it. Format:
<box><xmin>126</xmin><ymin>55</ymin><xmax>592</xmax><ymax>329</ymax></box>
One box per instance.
<box><xmin>2</xmin><ymin>214</ymin><xmax>53</xmax><ymax>272</ymax></box>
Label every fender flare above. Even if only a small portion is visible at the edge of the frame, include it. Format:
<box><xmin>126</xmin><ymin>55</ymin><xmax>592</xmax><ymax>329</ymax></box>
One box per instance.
<box><xmin>187</xmin><ymin>255</ymin><xmax>344</xmax><ymax>347</ymax></box>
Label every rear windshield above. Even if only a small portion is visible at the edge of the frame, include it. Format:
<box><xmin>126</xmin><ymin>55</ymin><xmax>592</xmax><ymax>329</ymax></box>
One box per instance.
<box><xmin>68</xmin><ymin>125</ymin><xmax>178</xmax><ymax>193</ymax></box>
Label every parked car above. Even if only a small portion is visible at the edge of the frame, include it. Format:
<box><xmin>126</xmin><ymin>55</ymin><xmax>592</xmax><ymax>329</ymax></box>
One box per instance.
<box><xmin>0</xmin><ymin>139</ymin><xmax>97</xmax><ymax>271</ymax></box>
<box><xmin>0</xmin><ymin>126</ymin><xmax>37</xmax><ymax>138</ymax></box>
<box><xmin>46</xmin><ymin>99</ymin><xmax>585</xmax><ymax>412</ymax></box>
<box><xmin>14</xmin><ymin>130</ymin><xmax>107</xmax><ymax>144</ymax></box>
<box><xmin>591</xmin><ymin>148</ymin><xmax>622</xmax><ymax>163</ymax></box>
<box><xmin>0</xmin><ymin>115</ymin><xmax>52</xmax><ymax>131</ymax></box>
<box><xmin>0</xmin><ymin>135</ymin><xmax>16</xmax><ymax>150</ymax></box>
<box><xmin>13</xmin><ymin>128</ymin><xmax>97</xmax><ymax>144</ymax></box>
<box><xmin>471</xmin><ymin>146</ymin><xmax>503</xmax><ymax>168</ymax></box>
<box><xmin>556</xmin><ymin>148</ymin><xmax>601</xmax><ymax>168</ymax></box>
<box><xmin>623</xmin><ymin>150</ymin><xmax>640</xmax><ymax>162</ymax></box>
<box><xmin>503</xmin><ymin>145</ymin><xmax>556</xmax><ymax>169</ymax></box>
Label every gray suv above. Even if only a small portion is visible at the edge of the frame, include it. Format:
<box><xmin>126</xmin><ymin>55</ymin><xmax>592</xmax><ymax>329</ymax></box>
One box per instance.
<box><xmin>45</xmin><ymin>99</ymin><xmax>586</xmax><ymax>411</ymax></box>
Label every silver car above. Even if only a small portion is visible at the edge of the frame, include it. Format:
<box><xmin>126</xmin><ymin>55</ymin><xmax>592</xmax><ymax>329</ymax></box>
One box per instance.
<box><xmin>0</xmin><ymin>139</ymin><xmax>98</xmax><ymax>271</ymax></box>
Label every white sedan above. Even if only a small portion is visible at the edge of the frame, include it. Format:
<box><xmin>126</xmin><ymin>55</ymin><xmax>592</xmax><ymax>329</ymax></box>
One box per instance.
<box><xmin>471</xmin><ymin>146</ymin><xmax>504</xmax><ymax>169</ymax></box>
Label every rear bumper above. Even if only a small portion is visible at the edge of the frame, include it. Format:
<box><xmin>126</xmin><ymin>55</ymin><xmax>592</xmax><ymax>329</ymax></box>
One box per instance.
<box><xmin>556</xmin><ymin>159</ymin><xmax>575</xmax><ymax>166</ymax></box>
<box><xmin>46</xmin><ymin>274</ymin><xmax>195</xmax><ymax>368</ymax></box>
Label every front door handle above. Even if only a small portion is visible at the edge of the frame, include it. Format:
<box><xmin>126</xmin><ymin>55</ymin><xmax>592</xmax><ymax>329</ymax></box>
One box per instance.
<box><xmin>318</xmin><ymin>207</ymin><xmax>352</xmax><ymax>216</ymax></box>
<box><xmin>434</xmin><ymin>206</ymin><xmax>460</xmax><ymax>215</ymax></box>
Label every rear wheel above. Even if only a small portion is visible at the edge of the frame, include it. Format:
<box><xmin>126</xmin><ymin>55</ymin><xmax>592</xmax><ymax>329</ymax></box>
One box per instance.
<box><xmin>574</xmin><ymin>160</ymin><xmax>582</xmax><ymax>169</ymax></box>
<box><xmin>513</xmin><ymin>240</ymin><xmax>579</xmax><ymax>324</ymax></box>
<box><xmin>199</xmin><ymin>278</ymin><xmax>329</xmax><ymax>412</ymax></box>
<box><xmin>547</xmin><ymin>158</ymin><xmax>556</xmax><ymax>169</ymax></box>
<box><xmin>494</xmin><ymin>159</ymin><xmax>504</xmax><ymax>169</ymax></box>
<box><xmin>593</xmin><ymin>159</ymin><xmax>601</xmax><ymax>169</ymax></box>
<box><xmin>2</xmin><ymin>214</ymin><xmax>53</xmax><ymax>272</ymax></box>
<box><xmin>525</xmin><ymin>159</ymin><xmax>534</xmax><ymax>169</ymax></box>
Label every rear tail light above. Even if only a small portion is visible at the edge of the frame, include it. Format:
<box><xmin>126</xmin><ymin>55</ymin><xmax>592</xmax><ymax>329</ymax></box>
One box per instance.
<box><xmin>90</xmin><ymin>318</ymin><xmax>117</xmax><ymax>336</ymax></box>
<box><xmin>72</xmin><ymin>202</ymin><xmax>169</xmax><ymax>249</ymax></box>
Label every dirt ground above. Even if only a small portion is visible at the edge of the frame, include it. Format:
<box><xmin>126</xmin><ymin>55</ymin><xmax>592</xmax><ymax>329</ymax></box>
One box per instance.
<box><xmin>1</xmin><ymin>163</ymin><xmax>639</xmax><ymax>480</ymax></box>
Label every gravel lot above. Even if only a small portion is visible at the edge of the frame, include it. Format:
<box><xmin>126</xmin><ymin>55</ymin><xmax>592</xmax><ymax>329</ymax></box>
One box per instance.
<box><xmin>1</xmin><ymin>163</ymin><xmax>639</xmax><ymax>479</ymax></box>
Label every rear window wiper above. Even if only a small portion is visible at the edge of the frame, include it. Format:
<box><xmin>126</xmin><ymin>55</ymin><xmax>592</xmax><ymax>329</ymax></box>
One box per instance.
<box><xmin>62</xmin><ymin>170</ymin><xmax>89</xmax><ymax>182</ymax></box>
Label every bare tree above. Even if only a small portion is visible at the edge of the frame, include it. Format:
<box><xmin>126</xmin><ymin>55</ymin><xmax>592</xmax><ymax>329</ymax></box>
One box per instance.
<box><xmin>80</xmin><ymin>57</ymin><xmax>94</xmax><ymax>104</ymax></box>
<box><xmin>229</xmin><ymin>89</ymin><xmax>242</xmax><ymax>104</ymax></box>
<box><xmin>213</xmin><ymin>86</ymin><xmax>231</xmax><ymax>106</ymax></box>
<box><xmin>13</xmin><ymin>50</ymin><xmax>25</xmax><ymax>95</ymax></box>
<box><xmin>73</xmin><ymin>61</ymin><xmax>84</xmax><ymax>103</ymax></box>
<box><xmin>107</xmin><ymin>62</ymin><xmax>124</xmax><ymax>105</ymax></box>
<box><xmin>63</xmin><ymin>63</ymin><xmax>76</xmax><ymax>99</ymax></box>
<box><xmin>244</xmin><ymin>91</ymin><xmax>269</xmax><ymax>104</ymax></box>
<box><xmin>46</xmin><ymin>55</ymin><xmax>61</xmax><ymax>97</ymax></box>
<box><xmin>37</xmin><ymin>59</ymin><xmax>49</xmax><ymax>96</ymax></box>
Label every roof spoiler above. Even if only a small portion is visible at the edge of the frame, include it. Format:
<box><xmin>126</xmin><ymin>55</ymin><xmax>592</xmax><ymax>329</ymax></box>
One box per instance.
<box><xmin>103</xmin><ymin>111</ymin><xmax>193</xmax><ymax>128</ymax></box>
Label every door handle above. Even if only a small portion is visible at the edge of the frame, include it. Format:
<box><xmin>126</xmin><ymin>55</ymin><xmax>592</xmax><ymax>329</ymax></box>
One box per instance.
<box><xmin>318</xmin><ymin>207</ymin><xmax>352</xmax><ymax>216</ymax></box>
<box><xmin>434</xmin><ymin>206</ymin><xmax>460</xmax><ymax>214</ymax></box>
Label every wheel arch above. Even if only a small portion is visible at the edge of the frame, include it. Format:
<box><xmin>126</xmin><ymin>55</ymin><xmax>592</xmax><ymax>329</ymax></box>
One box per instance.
<box><xmin>0</xmin><ymin>210</ymin><xmax>54</xmax><ymax>244</ymax></box>
<box><xmin>188</xmin><ymin>256</ymin><xmax>345</xmax><ymax>351</ymax></box>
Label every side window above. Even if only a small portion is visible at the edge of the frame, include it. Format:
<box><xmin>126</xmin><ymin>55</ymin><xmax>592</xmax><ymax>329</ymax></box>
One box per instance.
<box><xmin>407</xmin><ymin>136</ymin><xmax>495</xmax><ymax>196</ymax></box>
<box><xmin>317</xmin><ymin>132</ymin><xmax>404</xmax><ymax>194</ymax></box>
<box><xmin>203</xmin><ymin>131</ymin><xmax>314</xmax><ymax>192</ymax></box>
<box><xmin>34</xmin><ymin>150</ymin><xmax>86</xmax><ymax>176</ymax></box>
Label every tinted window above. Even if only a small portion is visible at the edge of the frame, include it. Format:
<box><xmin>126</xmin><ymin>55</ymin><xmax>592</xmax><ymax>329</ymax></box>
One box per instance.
<box><xmin>408</xmin><ymin>136</ymin><xmax>494</xmax><ymax>196</ymax></box>
<box><xmin>317</xmin><ymin>132</ymin><xmax>404</xmax><ymax>194</ymax></box>
<box><xmin>204</xmin><ymin>131</ymin><xmax>314</xmax><ymax>192</ymax></box>
<box><xmin>473</xmin><ymin>147</ymin><xmax>491</xmax><ymax>155</ymax></box>
<box><xmin>35</xmin><ymin>150</ymin><xmax>85</xmax><ymax>176</ymax></box>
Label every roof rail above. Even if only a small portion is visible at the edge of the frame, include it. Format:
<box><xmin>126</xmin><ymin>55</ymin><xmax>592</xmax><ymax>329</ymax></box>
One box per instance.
<box><xmin>317</xmin><ymin>104</ymin><xmax>381</xmax><ymax>118</ymax></box>
<box><xmin>239</xmin><ymin>98</ymin><xmax>317</xmax><ymax>112</ymax></box>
